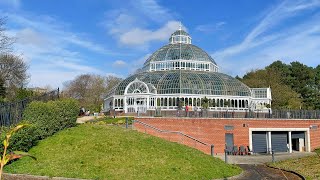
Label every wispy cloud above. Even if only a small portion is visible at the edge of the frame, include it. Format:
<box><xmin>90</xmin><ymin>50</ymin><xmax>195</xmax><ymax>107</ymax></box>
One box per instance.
<box><xmin>102</xmin><ymin>0</ymin><xmax>180</xmax><ymax>48</ymax></box>
<box><xmin>8</xmin><ymin>13</ymin><xmax>115</xmax><ymax>55</ymax></box>
<box><xmin>0</xmin><ymin>0</ymin><xmax>20</xmax><ymax>9</ymax></box>
<box><xmin>213</xmin><ymin>0</ymin><xmax>320</xmax><ymax>76</ymax></box>
<box><xmin>112</xmin><ymin>60</ymin><xmax>127</xmax><ymax>68</ymax></box>
<box><xmin>195</xmin><ymin>22</ymin><xmax>226</xmax><ymax>33</ymax></box>
<box><xmin>119</xmin><ymin>21</ymin><xmax>181</xmax><ymax>46</ymax></box>
<box><xmin>3</xmin><ymin>12</ymin><xmax>114</xmax><ymax>88</ymax></box>
<box><xmin>132</xmin><ymin>0</ymin><xmax>172</xmax><ymax>23</ymax></box>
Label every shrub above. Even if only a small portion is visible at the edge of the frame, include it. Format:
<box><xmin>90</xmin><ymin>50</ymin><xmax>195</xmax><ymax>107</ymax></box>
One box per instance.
<box><xmin>1</xmin><ymin>99</ymin><xmax>79</xmax><ymax>152</ymax></box>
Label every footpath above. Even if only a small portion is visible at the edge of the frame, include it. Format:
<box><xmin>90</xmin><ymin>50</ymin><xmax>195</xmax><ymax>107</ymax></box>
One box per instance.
<box><xmin>216</xmin><ymin>152</ymin><xmax>314</xmax><ymax>180</ymax></box>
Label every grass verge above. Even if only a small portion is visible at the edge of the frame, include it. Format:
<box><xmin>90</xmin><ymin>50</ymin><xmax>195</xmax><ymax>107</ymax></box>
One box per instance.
<box><xmin>270</xmin><ymin>151</ymin><xmax>320</xmax><ymax>180</ymax></box>
<box><xmin>4</xmin><ymin>124</ymin><xmax>241</xmax><ymax>180</ymax></box>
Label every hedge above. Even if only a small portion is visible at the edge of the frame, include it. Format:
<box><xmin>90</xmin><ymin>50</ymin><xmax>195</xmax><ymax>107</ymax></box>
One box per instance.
<box><xmin>1</xmin><ymin>98</ymin><xmax>79</xmax><ymax>152</ymax></box>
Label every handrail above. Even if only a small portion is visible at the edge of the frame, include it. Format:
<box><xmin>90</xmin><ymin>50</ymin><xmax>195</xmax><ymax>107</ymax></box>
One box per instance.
<box><xmin>133</xmin><ymin>119</ymin><xmax>209</xmax><ymax>146</ymax></box>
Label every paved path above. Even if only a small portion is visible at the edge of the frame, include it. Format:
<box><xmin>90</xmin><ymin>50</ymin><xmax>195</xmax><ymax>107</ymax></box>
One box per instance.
<box><xmin>235</xmin><ymin>164</ymin><xmax>302</xmax><ymax>180</ymax></box>
<box><xmin>215</xmin><ymin>152</ymin><xmax>315</xmax><ymax>164</ymax></box>
<box><xmin>214</xmin><ymin>153</ymin><xmax>312</xmax><ymax>180</ymax></box>
<box><xmin>76</xmin><ymin>116</ymin><xmax>104</xmax><ymax>124</ymax></box>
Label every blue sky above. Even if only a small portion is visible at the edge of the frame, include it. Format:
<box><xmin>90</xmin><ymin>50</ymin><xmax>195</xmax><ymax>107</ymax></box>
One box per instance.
<box><xmin>0</xmin><ymin>0</ymin><xmax>320</xmax><ymax>89</ymax></box>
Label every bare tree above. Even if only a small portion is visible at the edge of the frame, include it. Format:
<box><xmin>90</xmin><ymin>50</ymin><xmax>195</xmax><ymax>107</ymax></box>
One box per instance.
<box><xmin>63</xmin><ymin>74</ymin><xmax>92</xmax><ymax>101</ymax></box>
<box><xmin>0</xmin><ymin>17</ymin><xmax>14</xmax><ymax>53</ymax></box>
<box><xmin>0</xmin><ymin>54</ymin><xmax>29</xmax><ymax>100</ymax></box>
<box><xmin>0</xmin><ymin>54</ymin><xmax>29</xmax><ymax>86</ymax></box>
<box><xmin>63</xmin><ymin>74</ymin><xmax>122</xmax><ymax>111</ymax></box>
<box><xmin>105</xmin><ymin>75</ymin><xmax>122</xmax><ymax>92</ymax></box>
<box><xmin>0</xmin><ymin>78</ymin><xmax>5</xmax><ymax>101</ymax></box>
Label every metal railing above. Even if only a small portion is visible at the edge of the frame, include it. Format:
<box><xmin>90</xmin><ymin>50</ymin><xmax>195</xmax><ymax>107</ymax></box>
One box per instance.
<box><xmin>133</xmin><ymin>119</ymin><xmax>215</xmax><ymax>156</ymax></box>
<box><xmin>0</xmin><ymin>88</ymin><xmax>60</xmax><ymax>127</ymax></box>
<box><xmin>145</xmin><ymin>109</ymin><xmax>320</xmax><ymax>119</ymax></box>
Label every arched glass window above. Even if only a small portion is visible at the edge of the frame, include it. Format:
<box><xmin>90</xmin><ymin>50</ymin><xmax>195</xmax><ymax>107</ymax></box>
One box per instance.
<box><xmin>125</xmin><ymin>79</ymin><xmax>149</xmax><ymax>94</ymax></box>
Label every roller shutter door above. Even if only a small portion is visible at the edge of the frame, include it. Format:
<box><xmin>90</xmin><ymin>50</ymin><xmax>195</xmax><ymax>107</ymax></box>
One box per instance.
<box><xmin>271</xmin><ymin>132</ymin><xmax>288</xmax><ymax>152</ymax></box>
<box><xmin>252</xmin><ymin>132</ymin><xmax>267</xmax><ymax>153</ymax></box>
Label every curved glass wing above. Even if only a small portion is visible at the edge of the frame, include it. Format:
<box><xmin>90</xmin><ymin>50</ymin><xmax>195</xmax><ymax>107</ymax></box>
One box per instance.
<box><xmin>115</xmin><ymin>70</ymin><xmax>251</xmax><ymax>97</ymax></box>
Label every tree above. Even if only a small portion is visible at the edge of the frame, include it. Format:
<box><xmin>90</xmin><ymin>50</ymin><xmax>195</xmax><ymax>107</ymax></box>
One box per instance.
<box><xmin>16</xmin><ymin>88</ymin><xmax>34</xmax><ymax>100</ymax></box>
<box><xmin>63</xmin><ymin>74</ymin><xmax>122</xmax><ymax>112</ymax></box>
<box><xmin>201</xmin><ymin>96</ymin><xmax>209</xmax><ymax>109</ymax></box>
<box><xmin>0</xmin><ymin>17</ymin><xmax>14</xmax><ymax>53</ymax></box>
<box><xmin>105</xmin><ymin>75</ymin><xmax>122</xmax><ymax>93</ymax></box>
<box><xmin>0</xmin><ymin>54</ymin><xmax>29</xmax><ymax>100</ymax></box>
<box><xmin>0</xmin><ymin>78</ymin><xmax>5</xmax><ymax>102</ymax></box>
<box><xmin>241</xmin><ymin>68</ymin><xmax>302</xmax><ymax>109</ymax></box>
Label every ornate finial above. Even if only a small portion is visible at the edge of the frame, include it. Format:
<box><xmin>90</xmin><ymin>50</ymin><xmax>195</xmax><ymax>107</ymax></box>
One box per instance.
<box><xmin>179</xmin><ymin>22</ymin><xmax>182</xmax><ymax>30</ymax></box>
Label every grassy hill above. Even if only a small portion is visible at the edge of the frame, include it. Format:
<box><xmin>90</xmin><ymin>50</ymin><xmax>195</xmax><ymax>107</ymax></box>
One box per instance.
<box><xmin>5</xmin><ymin>124</ymin><xmax>241</xmax><ymax>179</ymax></box>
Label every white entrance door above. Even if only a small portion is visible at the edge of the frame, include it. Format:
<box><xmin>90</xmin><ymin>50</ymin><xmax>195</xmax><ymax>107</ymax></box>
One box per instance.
<box><xmin>136</xmin><ymin>97</ymin><xmax>147</xmax><ymax>113</ymax></box>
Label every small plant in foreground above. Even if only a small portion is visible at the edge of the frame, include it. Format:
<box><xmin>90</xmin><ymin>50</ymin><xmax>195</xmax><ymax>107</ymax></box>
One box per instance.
<box><xmin>0</xmin><ymin>124</ymin><xmax>36</xmax><ymax>180</ymax></box>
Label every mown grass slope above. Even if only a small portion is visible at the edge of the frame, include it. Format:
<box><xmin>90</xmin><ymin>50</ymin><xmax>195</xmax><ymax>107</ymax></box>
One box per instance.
<box><xmin>5</xmin><ymin>124</ymin><xmax>241</xmax><ymax>180</ymax></box>
<box><xmin>271</xmin><ymin>150</ymin><xmax>320</xmax><ymax>180</ymax></box>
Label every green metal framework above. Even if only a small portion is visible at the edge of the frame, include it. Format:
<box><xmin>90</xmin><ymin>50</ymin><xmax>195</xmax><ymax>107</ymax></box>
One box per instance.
<box><xmin>115</xmin><ymin>70</ymin><xmax>251</xmax><ymax>96</ymax></box>
<box><xmin>143</xmin><ymin>43</ymin><xmax>217</xmax><ymax>66</ymax></box>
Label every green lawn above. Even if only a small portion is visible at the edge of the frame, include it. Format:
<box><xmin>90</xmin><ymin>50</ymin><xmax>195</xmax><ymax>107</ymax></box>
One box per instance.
<box><xmin>5</xmin><ymin>124</ymin><xmax>241</xmax><ymax>180</ymax></box>
<box><xmin>99</xmin><ymin>116</ymin><xmax>134</xmax><ymax>124</ymax></box>
<box><xmin>270</xmin><ymin>152</ymin><xmax>320</xmax><ymax>180</ymax></box>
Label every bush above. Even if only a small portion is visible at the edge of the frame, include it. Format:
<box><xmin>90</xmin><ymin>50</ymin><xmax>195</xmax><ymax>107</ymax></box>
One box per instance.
<box><xmin>1</xmin><ymin>98</ymin><xmax>79</xmax><ymax>152</ymax></box>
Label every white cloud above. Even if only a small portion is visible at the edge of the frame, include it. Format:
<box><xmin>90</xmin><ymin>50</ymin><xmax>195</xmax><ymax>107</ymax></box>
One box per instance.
<box><xmin>132</xmin><ymin>0</ymin><xmax>172</xmax><ymax>23</ymax></box>
<box><xmin>213</xmin><ymin>0</ymin><xmax>320</xmax><ymax>76</ymax></box>
<box><xmin>7</xmin><ymin>13</ymin><xmax>115</xmax><ymax>55</ymax></box>
<box><xmin>51</xmin><ymin>59</ymin><xmax>102</xmax><ymax>73</ymax></box>
<box><xmin>29</xmin><ymin>70</ymin><xmax>79</xmax><ymax>89</ymax></box>
<box><xmin>112</xmin><ymin>60</ymin><xmax>127</xmax><ymax>68</ymax></box>
<box><xmin>16</xmin><ymin>28</ymin><xmax>50</xmax><ymax>47</ymax></box>
<box><xmin>119</xmin><ymin>21</ymin><xmax>181</xmax><ymax>46</ymax></box>
<box><xmin>0</xmin><ymin>0</ymin><xmax>20</xmax><ymax>8</ymax></box>
<box><xmin>3</xmin><ymin>12</ymin><xmax>115</xmax><ymax>88</ymax></box>
<box><xmin>195</xmin><ymin>22</ymin><xmax>226</xmax><ymax>33</ymax></box>
<box><xmin>103</xmin><ymin>0</ymin><xmax>179</xmax><ymax>48</ymax></box>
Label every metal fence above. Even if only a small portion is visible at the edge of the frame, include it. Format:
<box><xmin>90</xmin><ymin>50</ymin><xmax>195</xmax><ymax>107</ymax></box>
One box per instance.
<box><xmin>0</xmin><ymin>88</ymin><xmax>60</xmax><ymax>127</ymax></box>
<box><xmin>144</xmin><ymin>109</ymin><xmax>320</xmax><ymax>119</ymax></box>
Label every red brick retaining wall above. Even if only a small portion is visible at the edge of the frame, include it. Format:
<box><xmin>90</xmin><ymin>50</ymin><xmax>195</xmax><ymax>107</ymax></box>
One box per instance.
<box><xmin>134</xmin><ymin>117</ymin><xmax>320</xmax><ymax>154</ymax></box>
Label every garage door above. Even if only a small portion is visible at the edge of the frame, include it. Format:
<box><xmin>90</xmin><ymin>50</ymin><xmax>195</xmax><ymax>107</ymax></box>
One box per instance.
<box><xmin>252</xmin><ymin>131</ymin><xmax>267</xmax><ymax>153</ymax></box>
<box><xmin>271</xmin><ymin>132</ymin><xmax>288</xmax><ymax>152</ymax></box>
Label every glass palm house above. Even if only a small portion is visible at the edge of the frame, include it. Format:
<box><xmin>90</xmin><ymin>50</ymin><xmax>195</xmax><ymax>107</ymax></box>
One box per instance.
<box><xmin>104</xmin><ymin>26</ymin><xmax>271</xmax><ymax>115</ymax></box>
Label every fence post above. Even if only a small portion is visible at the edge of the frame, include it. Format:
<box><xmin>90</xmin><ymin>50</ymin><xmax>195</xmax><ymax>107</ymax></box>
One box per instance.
<box><xmin>272</xmin><ymin>150</ymin><xmax>275</xmax><ymax>163</ymax></box>
<box><xmin>132</xmin><ymin>120</ymin><xmax>135</xmax><ymax>130</ymax></box>
<box><xmin>224</xmin><ymin>149</ymin><xmax>228</xmax><ymax>163</ymax></box>
<box><xmin>126</xmin><ymin>117</ymin><xmax>128</xmax><ymax>129</ymax></box>
<box><xmin>211</xmin><ymin>145</ymin><xmax>214</xmax><ymax>157</ymax></box>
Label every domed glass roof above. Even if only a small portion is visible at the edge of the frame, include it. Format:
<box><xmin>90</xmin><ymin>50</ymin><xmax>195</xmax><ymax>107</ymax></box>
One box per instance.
<box><xmin>143</xmin><ymin>43</ymin><xmax>217</xmax><ymax>66</ymax></box>
<box><xmin>171</xmin><ymin>29</ymin><xmax>190</xmax><ymax>36</ymax></box>
<box><xmin>111</xmin><ymin>26</ymin><xmax>251</xmax><ymax>98</ymax></box>
<box><xmin>114</xmin><ymin>70</ymin><xmax>251</xmax><ymax>96</ymax></box>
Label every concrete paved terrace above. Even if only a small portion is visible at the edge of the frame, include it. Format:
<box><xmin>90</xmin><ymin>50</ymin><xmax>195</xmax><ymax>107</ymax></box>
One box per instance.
<box><xmin>215</xmin><ymin>152</ymin><xmax>315</xmax><ymax>164</ymax></box>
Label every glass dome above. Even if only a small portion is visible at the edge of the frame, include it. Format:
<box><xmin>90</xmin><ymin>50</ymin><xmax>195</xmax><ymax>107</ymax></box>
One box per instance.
<box><xmin>143</xmin><ymin>43</ymin><xmax>217</xmax><ymax>66</ymax></box>
<box><xmin>169</xmin><ymin>29</ymin><xmax>192</xmax><ymax>44</ymax></box>
<box><xmin>114</xmin><ymin>70</ymin><xmax>251</xmax><ymax>97</ymax></box>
